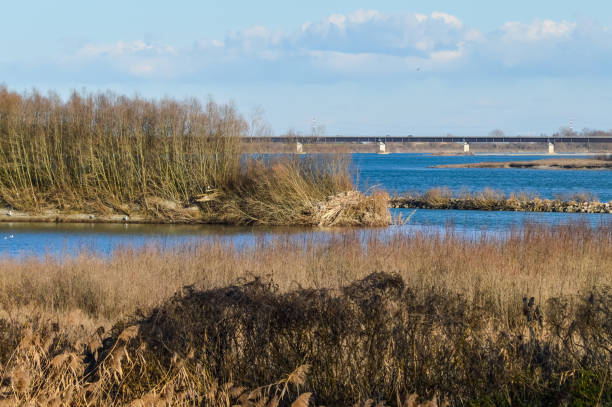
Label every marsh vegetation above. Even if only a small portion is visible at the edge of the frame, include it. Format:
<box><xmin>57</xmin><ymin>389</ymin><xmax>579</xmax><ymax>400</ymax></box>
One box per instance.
<box><xmin>0</xmin><ymin>86</ymin><xmax>388</xmax><ymax>226</ymax></box>
<box><xmin>0</xmin><ymin>223</ymin><xmax>610</xmax><ymax>405</ymax></box>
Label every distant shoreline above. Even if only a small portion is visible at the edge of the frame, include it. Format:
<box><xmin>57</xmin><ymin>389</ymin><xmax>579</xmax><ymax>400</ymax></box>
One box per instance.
<box><xmin>432</xmin><ymin>158</ymin><xmax>612</xmax><ymax>170</ymax></box>
<box><xmin>243</xmin><ymin>141</ymin><xmax>612</xmax><ymax>154</ymax></box>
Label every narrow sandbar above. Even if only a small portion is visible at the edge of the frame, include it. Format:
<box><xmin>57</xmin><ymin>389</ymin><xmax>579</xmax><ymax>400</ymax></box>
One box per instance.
<box><xmin>432</xmin><ymin>158</ymin><xmax>612</xmax><ymax>170</ymax></box>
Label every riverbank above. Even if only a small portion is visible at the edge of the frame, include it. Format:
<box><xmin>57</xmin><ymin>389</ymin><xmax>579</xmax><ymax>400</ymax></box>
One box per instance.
<box><xmin>0</xmin><ymin>190</ymin><xmax>390</xmax><ymax>227</ymax></box>
<box><xmin>392</xmin><ymin>188</ymin><xmax>612</xmax><ymax>213</ymax></box>
<box><xmin>433</xmin><ymin>157</ymin><xmax>612</xmax><ymax>169</ymax></box>
<box><xmin>3</xmin><ymin>189</ymin><xmax>609</xmax><ymax>226</ymax></box>
<box><xmin>0</xmin><ymin>224</ymin><xmax>610</xmax><ymax>405</ymax></box>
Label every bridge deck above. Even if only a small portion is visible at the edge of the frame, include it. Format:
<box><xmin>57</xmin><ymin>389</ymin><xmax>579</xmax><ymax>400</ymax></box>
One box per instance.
<box><xmin>246</xmin><ymin>136</ymin><xmax>612</xmax><ymax>144</ymax></box>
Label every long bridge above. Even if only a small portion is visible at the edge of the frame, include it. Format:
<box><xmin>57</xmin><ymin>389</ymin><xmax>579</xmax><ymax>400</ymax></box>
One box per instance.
<box><xmin>245</xmin><ymin>135</ymin><xmax>612</xmax><ymax>154</ymax></box>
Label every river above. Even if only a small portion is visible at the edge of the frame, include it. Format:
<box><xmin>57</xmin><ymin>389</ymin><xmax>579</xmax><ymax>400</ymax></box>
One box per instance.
<box><xmin>1</xmin><ymin>153</ymin><xmax>610</xmax><ymax>257</ymax></box>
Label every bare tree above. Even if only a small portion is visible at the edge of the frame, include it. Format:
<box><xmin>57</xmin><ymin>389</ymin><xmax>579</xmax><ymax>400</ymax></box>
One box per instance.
<box><xmin>312</xmin><ymin>123</ymin><xmax>326</xmax><ymax>138</ymax></box>
<box><xmin>556</xmin><ymin>127</ymin><xmax>577</xmax><ymax>138</ymax></box>
<box><xmin>488</xmin><ymin>129</ymin><xmax>505</xmax><ymax>137</ymax></box>
<box><xmin>248</xmin><ymin>105</ymin><xmax>272</xmax><ymax>138</ymax></box>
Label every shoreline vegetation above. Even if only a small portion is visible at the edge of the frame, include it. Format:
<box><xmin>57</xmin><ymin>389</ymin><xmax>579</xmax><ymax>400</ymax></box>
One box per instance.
<box><xmin>0</xmin><ymin>223</ymin><xmax>610</xmax><ymax>405</ymax></box>
<box><xmin>1</xmin><ymin>86</ymin><xmax>609</xmax><ymax>225</ymax></box>
<box><xmin>432</xmin><ymin>157</ymin><xmax>612</xmax><ymax>170</ymax></box>
<box><xmin>4</xmin><ymin>188</ymin><xmax>611</xmax><ymax>224</ymax></box>
<box><xmin>0</xmin><ymin>87</ymin><xmax>389</xmax><ymax>227</ymax></box>
<box><xmin>392</xmin><ymin>187</ymin><xmax>612</xmax><ymax>214</ymax></box>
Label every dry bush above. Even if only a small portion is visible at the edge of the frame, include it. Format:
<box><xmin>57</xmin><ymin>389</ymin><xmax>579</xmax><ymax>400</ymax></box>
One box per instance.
<box><xmin>198</xmin><ymin>154</ymin><xmax>388</xmax><ymax>226</ymax></box>
<box><xmin>423</xmin><ymin>187</ymin><xmax>453</xmax><ymax>207</ymax></box>
<box><xmin>0</xmin><ymin>273</ymin><xmax>609</xmax><ymax>405</ymax></box>
<box><xmin>553</xmin><ymin>191</ymin><xmax>599</xmax><ymax>203</ymax></box>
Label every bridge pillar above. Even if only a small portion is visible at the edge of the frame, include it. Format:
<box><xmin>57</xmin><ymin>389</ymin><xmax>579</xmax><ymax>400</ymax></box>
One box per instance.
<box><xmin>463</xmin><ymin>141</ymin><xmax>470</xmax><ymax>153</ymax></box>
<box><xmin>378</xmin><ymin>141</ymin><xmax>388</xmax><ymax>154</ymax></box>
<box><xmin>296</xmin><ymin>141</ymin><xmax>304</xmax><ymax>154</ymax></box>
<box><xmin>548</xmin><ymin>141</ymin><xmax>555</xmax><ymax>154</ymax></box>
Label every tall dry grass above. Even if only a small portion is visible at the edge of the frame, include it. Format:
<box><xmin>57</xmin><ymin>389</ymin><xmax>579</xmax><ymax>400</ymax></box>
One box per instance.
<box><xmin>0</xmin><ymin>223</ymin><xmax>609</xmax><ymax>322</ymax></box>
<box><xmin>0</xmin><ymin>223</ymin><xmax>610</xmax><ymax>404</ymax></box>
<box><xmin>0</xmin><ymin>86</ymin><xmax>388</xmax><ymax>226</ymax></box>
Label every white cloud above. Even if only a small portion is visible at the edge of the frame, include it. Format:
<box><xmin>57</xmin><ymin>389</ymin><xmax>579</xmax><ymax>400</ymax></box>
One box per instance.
<box><xmin>71</xmin><ymin>40</ymin><xmax>179</xmax><ymax>78</ymax></box>
<box><xmin>288</xmin><ymin>10</ymin><xmax>473</xmax><ymax>60</ymax></box>
<box><xmin>79</xmin><ymin>40</ymin><xmax>176</xmax><ymax>57</ymax></box>
<box><xmin>415</xmin><ymin>13</ymin><xmax>428</xmax><ymax>23</ymax></box>
<box><xmin>430</xmin><ymin>49</ymin><xmax>463</xmax><ymax>62</ymax></box>
<box><xmin>327</xmin><ymin>13</ymin><xmax>347</xmax><ymax>30</ymax></box>
<box><xmin>501</xmin><ymin>20</ymin><xmax>576</xmax><ymax>41</ymax></box>
<box><xmin>348</xmin><ymin>9</ymin><xmax>382</xmax><ymax>24</ymax></box>
<box><xmin>431</xmin><ymin>12</ymin><xmax>463</xmax><ymax>29</ymax></box>
<box><xmin>62</xmin><ymin>11</ymin><xmax>612</xmax><ymax>82</ymax></box>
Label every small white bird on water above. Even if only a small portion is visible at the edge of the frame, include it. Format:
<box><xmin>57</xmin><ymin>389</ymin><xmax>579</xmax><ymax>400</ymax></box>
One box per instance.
<box><xmin>7</xmin><ymin>210</ymin><xmax>13</xmax><ymax>216</ymax></box>
<box><xmin>122</xmin><ymin>215</ymin><xmax>129</xmax><ymax>222</ymax></box>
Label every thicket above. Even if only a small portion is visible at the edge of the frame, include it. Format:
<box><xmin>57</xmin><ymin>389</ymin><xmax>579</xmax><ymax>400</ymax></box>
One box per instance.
<box><xmin>0</xmin><ymin>86</ymin><xmax>388</xmax><ymax>226</ymax></box>
<box><xmin>0</xmin><ymin>274</ymin><xmax>610</xmax><ymax>406</ymax></box>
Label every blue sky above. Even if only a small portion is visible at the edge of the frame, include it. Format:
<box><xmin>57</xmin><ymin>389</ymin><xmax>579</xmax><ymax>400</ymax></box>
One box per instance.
<box><xmin>2</xmin><ymin>1</ymin><xmax>612</xmax><ymax>136</ymax></box>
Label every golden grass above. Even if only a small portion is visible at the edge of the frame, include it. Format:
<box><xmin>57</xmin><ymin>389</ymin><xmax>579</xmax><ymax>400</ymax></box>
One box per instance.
<box><xmin>0</xmin><ymin>223</ymin><xmax>610</xmax><ymax>404</ymax></box>
<box><xmin>0</xmin><ymin>223</ymin><xmax>609</xmax><ymax>321</ymax></box>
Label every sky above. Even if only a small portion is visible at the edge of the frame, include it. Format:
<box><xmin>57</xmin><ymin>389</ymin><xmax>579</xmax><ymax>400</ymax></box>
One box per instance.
<box><xmin>2</xmin><ymin>0</ymin><xmax>612</xmax><ymax>136</ymax></box>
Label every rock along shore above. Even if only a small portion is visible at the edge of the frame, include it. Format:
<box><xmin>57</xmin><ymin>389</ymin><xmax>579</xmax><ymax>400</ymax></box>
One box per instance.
<box><xmin>391</xmin><ymin>197</ymin><xmax>612</xmax><ymax>214</ymax></box>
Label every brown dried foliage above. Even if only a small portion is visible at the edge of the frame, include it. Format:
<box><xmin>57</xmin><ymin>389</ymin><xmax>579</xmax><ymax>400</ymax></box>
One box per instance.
<box><xmin>0</xmin><ymin>223</ymin><xmax>610</xmax><ymax>405</ymax></box>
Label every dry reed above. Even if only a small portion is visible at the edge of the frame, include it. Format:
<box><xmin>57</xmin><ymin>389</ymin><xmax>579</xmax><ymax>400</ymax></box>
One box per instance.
<box><xmin>0</xmin><ymin>223</ymin><xmax>610</xmax><ymax>405</ymax></box>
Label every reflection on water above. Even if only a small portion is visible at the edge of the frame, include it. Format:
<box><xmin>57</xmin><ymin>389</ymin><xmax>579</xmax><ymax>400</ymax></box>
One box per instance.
<box><xmin>0</xmin><ymin>153</ymin><xmax>610</xmax><ymax>258</ymax></box>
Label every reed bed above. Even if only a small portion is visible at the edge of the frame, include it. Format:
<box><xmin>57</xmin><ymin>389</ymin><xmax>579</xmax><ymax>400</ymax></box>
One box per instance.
<box><xmin>0</xmin><ymin>223</ymin><xmax>610</xmax><ymax>405</ymax></box>
<box><xmin>0</xmin><ymin>86</ymin><xmax>388</xmax><ymax>226</ymax></box>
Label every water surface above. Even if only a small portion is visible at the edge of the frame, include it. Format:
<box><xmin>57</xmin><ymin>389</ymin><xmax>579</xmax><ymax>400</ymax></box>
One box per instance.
<box><xmin>354</xmin><ymin>153</ymin><xmax>611</xmax><ymax>201</ymax></box>
<box><xmin>1</xmin><ymin>153</ymin><xmax>610</xmax><ymax>257</ymax></box>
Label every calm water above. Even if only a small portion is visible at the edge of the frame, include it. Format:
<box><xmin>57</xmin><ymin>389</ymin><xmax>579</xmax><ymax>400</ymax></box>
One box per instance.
<box><xmin>1</xmin><ymin>153</ymin><xmax>610</xmax><ymax>257</ymax></box>
<box><xmin>354</xmin><ymin>153</ymin><xmax>612</xmax><ymax>201</ymax></box>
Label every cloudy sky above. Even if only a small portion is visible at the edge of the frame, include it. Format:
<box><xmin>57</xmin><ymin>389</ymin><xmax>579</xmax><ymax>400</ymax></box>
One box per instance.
<box><xmin>2</xmin><ymin>0</ymin><xmax>612</xmax><ymax>136</ymax></box>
